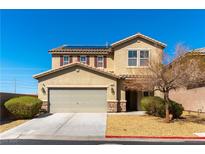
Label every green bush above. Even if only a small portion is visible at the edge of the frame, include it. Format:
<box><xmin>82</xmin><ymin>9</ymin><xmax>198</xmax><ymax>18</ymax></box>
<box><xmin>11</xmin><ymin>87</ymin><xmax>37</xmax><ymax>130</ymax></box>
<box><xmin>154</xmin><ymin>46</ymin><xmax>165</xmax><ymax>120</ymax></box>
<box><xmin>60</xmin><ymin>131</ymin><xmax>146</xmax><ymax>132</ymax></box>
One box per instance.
<box><xmin>169</xmin><ymin>101</ymin><xmax>184</xmax><ymax>119</ymax></box>
<box><xmin>4</xmin><ymin>96</ymin><xmax>42</xmax><ymax>119</ymax></box>
<box><xmin>140</xmin><ymin>96</ymin><xmax>184</xmax><ymax>119</ymax></box>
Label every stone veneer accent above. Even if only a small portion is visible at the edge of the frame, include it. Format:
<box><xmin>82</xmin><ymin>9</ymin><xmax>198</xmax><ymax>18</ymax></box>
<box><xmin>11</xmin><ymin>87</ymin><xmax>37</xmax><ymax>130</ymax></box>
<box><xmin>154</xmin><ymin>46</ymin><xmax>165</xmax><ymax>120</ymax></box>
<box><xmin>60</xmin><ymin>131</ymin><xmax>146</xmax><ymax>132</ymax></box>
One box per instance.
<box><xmin>41</xmin><ymin>101</ymin><xmax>48</xmax><ymax>112</ymax></box>
<box><xmin>117</xmin><ymin>100</ymin><xmax>127</xmax><ymax>112</ymax></box>
<box><xmin>43</xmin><ymin>100</ymin><xmax>125</xmax><ymax>113</ymax></box>
<box><xmin>107</xmin><ymin>100</ymin><xmax>118</xmax><ymax>112</ymax></box>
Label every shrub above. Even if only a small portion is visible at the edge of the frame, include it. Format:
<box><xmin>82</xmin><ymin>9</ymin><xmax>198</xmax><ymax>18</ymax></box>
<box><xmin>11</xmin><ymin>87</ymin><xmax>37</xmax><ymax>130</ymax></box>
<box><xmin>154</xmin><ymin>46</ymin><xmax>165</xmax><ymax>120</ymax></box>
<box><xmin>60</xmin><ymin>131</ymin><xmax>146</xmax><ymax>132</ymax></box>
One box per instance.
<box><xmin>4</xmin><ymin>96</ymin><xmax>42</xmax><ymax>119</ymax></box>
<box><xmin>140</xmin><ymin>96</ymin><xmax>184</xmax><ymax>119</ymax></box>
<box><xmin>141</xmin><ymin>96</ymin><xmax>164</xmax><ymax>108</ymax></box>
<box><xmin>169</xmin><ymin>101</ymin><xmax>184</xmax><ymax>119</ymax></box>
<box><xmin>154</xmin><ymin>100</ymin><xmax>166</xmax><ymax>117</ymax></box>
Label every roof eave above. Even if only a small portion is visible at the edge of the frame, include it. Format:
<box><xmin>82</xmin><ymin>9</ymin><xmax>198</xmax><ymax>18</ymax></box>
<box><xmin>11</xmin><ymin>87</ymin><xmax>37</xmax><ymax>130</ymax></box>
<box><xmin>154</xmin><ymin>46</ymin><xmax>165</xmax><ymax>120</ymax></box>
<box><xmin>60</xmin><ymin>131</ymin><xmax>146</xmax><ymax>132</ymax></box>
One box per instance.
<box><xmin>111</xmin><ymin>33</ymin><xmax>167</xmax><ymax>48</ymax></box>
<box><xmin>33</xmin><ymin>63</ymin><xmax>119</xmax><ymax>79</ymax></box>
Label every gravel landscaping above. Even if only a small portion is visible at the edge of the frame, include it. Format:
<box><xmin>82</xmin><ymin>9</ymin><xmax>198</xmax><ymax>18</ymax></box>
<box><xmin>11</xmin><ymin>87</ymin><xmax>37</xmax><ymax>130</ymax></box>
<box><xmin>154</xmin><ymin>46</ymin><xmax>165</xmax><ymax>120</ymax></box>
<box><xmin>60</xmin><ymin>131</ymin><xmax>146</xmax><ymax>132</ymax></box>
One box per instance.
<box><xmin>106</xmin><ymin>111</ymin><xmax>205</xmax><ymax>137</ymax></box>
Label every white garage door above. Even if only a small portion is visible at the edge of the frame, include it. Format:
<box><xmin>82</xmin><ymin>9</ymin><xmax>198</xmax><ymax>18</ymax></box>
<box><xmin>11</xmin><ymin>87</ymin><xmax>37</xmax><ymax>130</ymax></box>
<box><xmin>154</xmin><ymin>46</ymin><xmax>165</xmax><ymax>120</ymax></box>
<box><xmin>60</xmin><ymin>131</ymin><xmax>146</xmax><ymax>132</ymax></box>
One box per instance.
<box><xmin>49</xmin><ymin>88</ymin><xmax>107</xmax><ymax>113</ymax></box>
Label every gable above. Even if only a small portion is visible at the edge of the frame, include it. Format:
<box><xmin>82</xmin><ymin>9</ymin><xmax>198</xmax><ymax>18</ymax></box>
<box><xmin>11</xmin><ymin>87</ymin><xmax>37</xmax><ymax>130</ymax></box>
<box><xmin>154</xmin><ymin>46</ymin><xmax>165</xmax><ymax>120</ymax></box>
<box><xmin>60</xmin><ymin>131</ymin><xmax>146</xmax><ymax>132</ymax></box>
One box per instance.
<box><xmin>112</xmin><ymin>34</ymin><xmax>164</xmax><ymax>75</ymax></box>
<box><xmin>111</xmin><ymin>33</ymin><xmax>166</xmax><ymax>49</ymax></box>
<box><xmin>37</xmin><ymin>65</ymin><xmax>117</xmax><ymax>84</ymax></box>
<box><xmin>112</xmin><ymin>37</ymin><xmax>164</xmax><ymax>51</ymax></box>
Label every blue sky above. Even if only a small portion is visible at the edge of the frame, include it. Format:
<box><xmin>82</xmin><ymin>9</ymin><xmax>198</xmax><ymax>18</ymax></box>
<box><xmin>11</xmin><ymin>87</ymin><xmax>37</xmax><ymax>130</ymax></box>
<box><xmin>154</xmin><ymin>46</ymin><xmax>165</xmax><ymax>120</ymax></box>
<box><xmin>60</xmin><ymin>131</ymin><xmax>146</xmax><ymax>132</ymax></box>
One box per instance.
<box><xmin>1</xmin><ymin>9</ymin><xmax>205</xmax><ymax>94</ymax></box>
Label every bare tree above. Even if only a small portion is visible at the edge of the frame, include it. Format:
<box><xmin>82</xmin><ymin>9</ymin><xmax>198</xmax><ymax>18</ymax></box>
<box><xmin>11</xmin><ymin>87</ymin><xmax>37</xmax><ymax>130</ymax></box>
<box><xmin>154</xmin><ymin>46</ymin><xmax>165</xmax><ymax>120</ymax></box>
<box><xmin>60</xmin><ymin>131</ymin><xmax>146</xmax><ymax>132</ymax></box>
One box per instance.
<box><xmin>174</xmin><ymin>43</ymin><xmax>189</xmax><ymax>58</ymax></box>
<box><xmin>148</xmin><ymin>44</ymin><xmax>205</xmax><ymax>122</ymax></box>
<box><xmin>122</xmin><ymin>44</ymin><xmax>205</xmax><ymax>122</ymax></box>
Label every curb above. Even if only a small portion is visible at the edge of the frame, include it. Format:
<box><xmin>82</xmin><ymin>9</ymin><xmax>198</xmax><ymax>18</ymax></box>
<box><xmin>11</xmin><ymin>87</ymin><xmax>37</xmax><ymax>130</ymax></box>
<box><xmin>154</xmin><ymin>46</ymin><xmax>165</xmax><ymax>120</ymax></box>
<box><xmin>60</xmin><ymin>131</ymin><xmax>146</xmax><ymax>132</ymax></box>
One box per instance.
<box><xmin>106</xmin><ymin>135</ymin><xmax>205</xmax><ymax>140</ymax></box>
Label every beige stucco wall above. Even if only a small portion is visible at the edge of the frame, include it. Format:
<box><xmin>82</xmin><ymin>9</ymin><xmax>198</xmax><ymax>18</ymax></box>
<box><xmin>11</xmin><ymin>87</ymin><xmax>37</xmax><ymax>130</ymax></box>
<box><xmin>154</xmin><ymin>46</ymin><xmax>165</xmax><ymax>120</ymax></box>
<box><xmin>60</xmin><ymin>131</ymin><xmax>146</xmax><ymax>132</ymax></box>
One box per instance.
<box><xmin>137</xmin><ymin>91</ymin><xmax>143</xmax><ymax>110</ymax></box>
<box><xmin>154</xmin><ymin>90</ymin><xmax>164</xmax><ymax>98</ymax></box>
<box><xmin>52</xmin><ymin>55</ymin><xmax>60</xmax><ymax>69</ymax></box>
<box><xmin>155</xmin><ymin>87</ymin><xmax>205</xmax><ymax>112</ymax></box>
<box><xmin>51</xmin><ymin>38</ymin><xmax>163</xmax><ymax>75</ymax></box>
<box><xmin>113</xmin><ymin>37</ymin><xmax>163</xmax><ymax>75</ymax></box>
<box><xmin>51</xmin><ymin>55</ymin><xmax>114</xmax><ymax>72</ymax></box>
<box><xmin>107</xmin><ymin>53</ymin><xmax>114</xmax><ymax>72</ymax></box>
<box><xmin>170</xmin><ymin>87</ymin><xmax>205</xmax><ymax>112</ymax></box>
<box><xmin>37</xmin><ymin>65</ymin><xmax>117</xmax><ymax>102</ymax></box>
<box><xmin>72</xmin><ymin>56</ymin><xmax>78</xmax><ymax>63</ymax></box>
<box><xmin>117</xmin><ymin>80</ymin><xmax>126</xmax><ymax>101</ymax></box>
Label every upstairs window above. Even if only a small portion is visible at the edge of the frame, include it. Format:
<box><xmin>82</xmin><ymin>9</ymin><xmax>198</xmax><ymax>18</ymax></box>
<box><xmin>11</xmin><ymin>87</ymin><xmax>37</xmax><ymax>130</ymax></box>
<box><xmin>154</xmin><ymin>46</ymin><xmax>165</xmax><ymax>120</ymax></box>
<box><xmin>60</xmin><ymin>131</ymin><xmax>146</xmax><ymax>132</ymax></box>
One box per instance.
<box><xmin>140</xmin><ymin>50</ymin><xmax>149</xmax><ymax>66</ymax></box>
<box><xmin>128</xmin><ymin>49</ymin><xmax>149</xmax><ymax>67</ymax></box>
<box><xmin>80</xmin><ymin>55</ymin><xmax>87</xmax><ymax>64</ymax></box>
<box><xmin>63</xmin><ymin>55</ymin><xmax>70</xmax><ymax>65</ymax></box>
<box><xmin>143</xmin><ymin>91</ymin><xmax>149</xmax><ymax>97</ymax></box>
<box><xmin>97</xmin><ymin>56</ymin><xmax>104</xmax><ymax>68</ymax></box>
<box><xmin>128</xmin><ymin>50</ymin><xmax>137</xmax><ymax>66</ymax></box>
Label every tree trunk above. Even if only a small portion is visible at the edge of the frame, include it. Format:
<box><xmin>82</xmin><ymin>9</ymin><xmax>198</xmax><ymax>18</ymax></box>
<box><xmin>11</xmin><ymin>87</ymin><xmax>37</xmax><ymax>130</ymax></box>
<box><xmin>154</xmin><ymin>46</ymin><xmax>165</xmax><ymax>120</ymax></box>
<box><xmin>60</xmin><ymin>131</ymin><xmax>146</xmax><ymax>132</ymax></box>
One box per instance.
<box><xmin>164</xmin><ymin>91</ymin><xmax>170</xmax><ymax>123</ymax></box>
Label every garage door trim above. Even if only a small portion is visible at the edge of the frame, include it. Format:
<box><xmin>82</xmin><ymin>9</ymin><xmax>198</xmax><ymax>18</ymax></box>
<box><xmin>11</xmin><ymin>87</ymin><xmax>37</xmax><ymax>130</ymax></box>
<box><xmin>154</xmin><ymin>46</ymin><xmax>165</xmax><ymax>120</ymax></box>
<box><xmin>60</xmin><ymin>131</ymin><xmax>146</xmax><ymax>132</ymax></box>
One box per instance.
<box><xmin>48</xmin><ymin>87</ymin><xmax>107</xmax><ymax>113</ymax></box>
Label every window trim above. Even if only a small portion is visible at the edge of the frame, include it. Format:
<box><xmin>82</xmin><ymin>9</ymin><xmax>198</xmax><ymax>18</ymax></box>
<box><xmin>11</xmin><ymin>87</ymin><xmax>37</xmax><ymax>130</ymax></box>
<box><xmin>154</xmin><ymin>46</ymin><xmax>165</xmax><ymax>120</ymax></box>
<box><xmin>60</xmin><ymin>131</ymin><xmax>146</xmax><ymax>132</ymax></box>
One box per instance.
<box><xmin>63</xmin><ymin>55</ymin><xmax>70</xmax><ymax>65</ymax></box>
<box><xmin>80</xmin><ymin>55</ymin><xmax>87</xmax><ymax>64</ymax></box>
<box><xmin>96</xmin><ymin>55</ymin><xmax>104</xmax><ymax>68</ymax></box>
<box><xmin>128</xmin><ymin>50</ymin><xmax>137</xmax><ymax>67</ymax></box>
<box><xmin>127</xmin><ymin>48</ymin><xmax>150</xmax><ymax>67</ymax></box>
<box><xmin>139</xmin><ymin>50</ymin><xmax>150</xmax><ymax>67</ymax></box>
<box><xmin>143</xmin><ymin>91</ymin><xmax>149</xmax><ymax>97</ymax></box>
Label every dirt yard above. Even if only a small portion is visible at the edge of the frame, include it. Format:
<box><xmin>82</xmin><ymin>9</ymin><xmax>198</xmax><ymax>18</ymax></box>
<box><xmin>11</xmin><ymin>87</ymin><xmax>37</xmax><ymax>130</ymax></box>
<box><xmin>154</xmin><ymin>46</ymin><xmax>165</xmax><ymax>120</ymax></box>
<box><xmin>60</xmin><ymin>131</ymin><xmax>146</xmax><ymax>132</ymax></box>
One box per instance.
<box><xmin>106</xmin><ymin>111</ymin><xmax>205</xmax><ymax>137</ymax></box>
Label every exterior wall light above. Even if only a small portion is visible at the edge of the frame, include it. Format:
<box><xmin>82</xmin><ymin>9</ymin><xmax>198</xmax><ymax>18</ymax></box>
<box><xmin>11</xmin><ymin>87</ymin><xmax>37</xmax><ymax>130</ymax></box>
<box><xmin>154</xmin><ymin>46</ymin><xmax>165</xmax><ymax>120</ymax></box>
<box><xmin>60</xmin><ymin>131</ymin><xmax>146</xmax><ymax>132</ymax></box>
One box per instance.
<box><xmin>110</xmin><ymin>83</ymin><xmax>115</xmax><ymax>87</ymax></box>
<box><xmin>41</xmin><ymin>83</ymin><xmax>46</xmax><ymax>94</ymax></box>
<box><xmin>41</xmin><ymin>87</ymin><xmax>46</xmax><ymax>94</ymax></box>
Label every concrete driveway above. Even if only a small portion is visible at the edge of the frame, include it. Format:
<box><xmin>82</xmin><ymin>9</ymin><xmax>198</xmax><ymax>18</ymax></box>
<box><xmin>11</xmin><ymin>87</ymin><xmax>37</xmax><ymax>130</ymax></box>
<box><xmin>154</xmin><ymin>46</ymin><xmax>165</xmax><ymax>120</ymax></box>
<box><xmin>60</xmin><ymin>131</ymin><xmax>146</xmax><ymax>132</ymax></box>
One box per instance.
<box><xmin>0</xmin><ymin>113</ymin><xmax>107</xmax><ymax>140</ymax></box>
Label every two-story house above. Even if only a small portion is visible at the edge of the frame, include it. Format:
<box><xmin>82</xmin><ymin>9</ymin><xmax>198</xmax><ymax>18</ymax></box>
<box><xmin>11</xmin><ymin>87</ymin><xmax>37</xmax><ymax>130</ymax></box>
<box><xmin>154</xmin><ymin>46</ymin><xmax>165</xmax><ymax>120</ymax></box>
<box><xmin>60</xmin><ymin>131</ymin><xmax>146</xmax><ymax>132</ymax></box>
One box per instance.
<box><xmin>33</xmin><ymin>33</ymin><xmax>166</xmax><ymax>113</ymax></box>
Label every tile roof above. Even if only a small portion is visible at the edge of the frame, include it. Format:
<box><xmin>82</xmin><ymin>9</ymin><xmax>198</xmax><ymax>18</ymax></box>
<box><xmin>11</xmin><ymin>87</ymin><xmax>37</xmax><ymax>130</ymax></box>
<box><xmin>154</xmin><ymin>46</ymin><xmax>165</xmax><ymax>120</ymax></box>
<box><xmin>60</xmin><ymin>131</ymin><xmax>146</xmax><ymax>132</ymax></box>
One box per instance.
<box><xmin>48</xmin><ymin>33</ymin><xmax>167</xmax><ymax>54</ymax></box>
<box><xmin>119</xmin><ymin>74</ymin><xmax>152</xmax><ymax>79</ymax></box>
<box><xmin>49</xmin><ymin>45</ymin><xmax>111</xmax><ymax>54</ymax></box>
<box><xmin>191</xmin><ymin>47</ymin><xmax>205</xmax><ymax>53</ymax></box>
<box><xmin>123</xmin><ymin>77</ymin><xmax>153</xmax><ymax>91</ymax></box>
<box><xmin>167</xmin><ymin>47</ymin><xmax>205</xmax><ymax>66</ymax></box>
<box><xmin>62</xmin><ymin>45</ymin><xmax>111</xmax><ymax>49</ymax></box>
<box><xmin>33</xmin><ymin>62</ymin><xmax>119</xmax><ymax>79</ymax></box>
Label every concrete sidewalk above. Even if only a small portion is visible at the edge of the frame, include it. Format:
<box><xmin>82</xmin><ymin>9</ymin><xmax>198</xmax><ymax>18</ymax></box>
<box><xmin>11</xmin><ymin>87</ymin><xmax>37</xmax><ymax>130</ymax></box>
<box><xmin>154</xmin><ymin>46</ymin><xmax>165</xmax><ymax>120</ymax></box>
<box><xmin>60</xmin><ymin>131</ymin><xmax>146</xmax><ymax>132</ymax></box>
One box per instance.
<box><xmin>0</xmin><ymin>113</ymin><xmax>107</xmax><ymax>140</ymax></box>
<box><xmin>194</xmin><ymin>133</ymin><xmax>205</xmax><ymax>137</ymax></box>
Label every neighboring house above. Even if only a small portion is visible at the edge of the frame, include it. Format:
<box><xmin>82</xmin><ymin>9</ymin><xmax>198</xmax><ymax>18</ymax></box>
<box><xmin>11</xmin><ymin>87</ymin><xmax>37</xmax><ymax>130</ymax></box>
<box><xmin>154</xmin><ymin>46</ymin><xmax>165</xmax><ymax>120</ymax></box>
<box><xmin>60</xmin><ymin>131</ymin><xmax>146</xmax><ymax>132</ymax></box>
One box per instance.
<box><xmin>168</xmin><ymin>48</ymin><xmax>205</xmax><ymax>112</ymax></box>
<box><xmin>33</xmin><ymin>33</ymin><xmax>166</xmax><ymax>113</ymax></box>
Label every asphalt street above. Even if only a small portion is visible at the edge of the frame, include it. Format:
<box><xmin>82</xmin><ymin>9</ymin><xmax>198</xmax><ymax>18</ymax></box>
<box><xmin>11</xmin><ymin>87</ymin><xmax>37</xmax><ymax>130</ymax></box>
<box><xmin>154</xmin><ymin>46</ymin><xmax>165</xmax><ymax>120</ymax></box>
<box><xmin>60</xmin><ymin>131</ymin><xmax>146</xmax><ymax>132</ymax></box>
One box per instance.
<box><xmin>1</xmin><ymin>139</ymin><xmax>205</xmax><ymax>145</ymax></box>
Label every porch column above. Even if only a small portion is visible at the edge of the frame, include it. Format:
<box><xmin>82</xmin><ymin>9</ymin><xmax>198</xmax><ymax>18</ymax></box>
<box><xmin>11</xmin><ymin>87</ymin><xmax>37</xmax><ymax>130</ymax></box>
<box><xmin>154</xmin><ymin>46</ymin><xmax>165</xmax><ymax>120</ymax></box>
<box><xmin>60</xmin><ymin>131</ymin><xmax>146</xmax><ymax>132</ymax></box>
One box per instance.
<box><xmin>118</xmin><ymin>81</ymin><xmax>126</xmax><ymax>112</ymax></box>
<box><xmin>107</xmin><ymin>83</ymin><xmax>118</xmax><ymax>113</ymax></box>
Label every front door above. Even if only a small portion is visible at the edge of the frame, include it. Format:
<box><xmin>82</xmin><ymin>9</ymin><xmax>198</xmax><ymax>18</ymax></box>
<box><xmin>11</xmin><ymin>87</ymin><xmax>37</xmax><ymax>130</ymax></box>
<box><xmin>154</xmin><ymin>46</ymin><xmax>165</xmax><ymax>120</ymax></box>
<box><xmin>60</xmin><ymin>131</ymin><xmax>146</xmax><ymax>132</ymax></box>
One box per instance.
<box><xmin>126</xmin><ymin>90</ymin><xmax>138</xmax><ymax>111</ymax></box>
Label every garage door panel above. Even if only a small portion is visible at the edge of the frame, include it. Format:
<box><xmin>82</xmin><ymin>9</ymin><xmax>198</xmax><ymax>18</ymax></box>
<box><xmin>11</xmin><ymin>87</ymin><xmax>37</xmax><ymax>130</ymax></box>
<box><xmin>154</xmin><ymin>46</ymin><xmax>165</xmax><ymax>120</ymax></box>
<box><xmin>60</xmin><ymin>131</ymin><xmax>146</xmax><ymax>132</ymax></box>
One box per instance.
<box><xmin>49</xmin><ymin>88</ymin><xmax>107</xmax><ymax>113</ymax></box>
